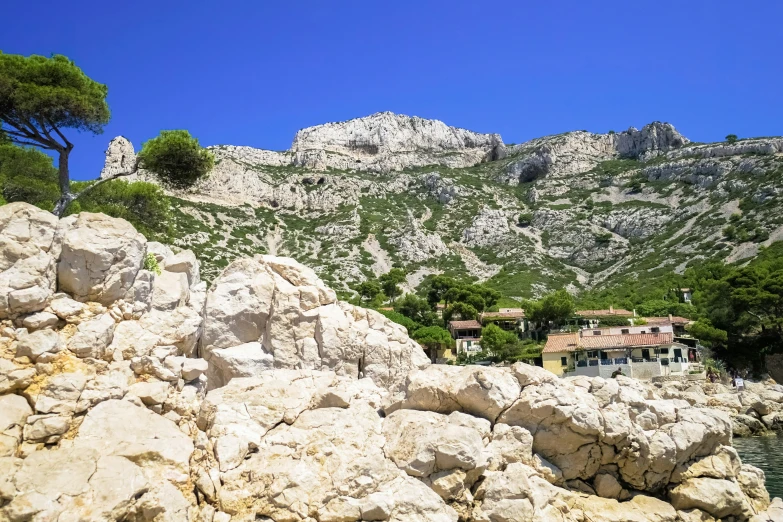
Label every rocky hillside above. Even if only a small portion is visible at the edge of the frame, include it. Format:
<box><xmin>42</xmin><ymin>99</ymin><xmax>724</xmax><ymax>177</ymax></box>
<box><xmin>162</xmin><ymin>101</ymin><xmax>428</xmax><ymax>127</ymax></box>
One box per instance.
<box><xmin>103</xmin><ymin>113</ymin><xmax>783</xmax><ymax>297</ymax></box>
<box><xmin>1</xmin><ymin>202</ymin><xmax>781</xmax><ymax>521</ymax></box>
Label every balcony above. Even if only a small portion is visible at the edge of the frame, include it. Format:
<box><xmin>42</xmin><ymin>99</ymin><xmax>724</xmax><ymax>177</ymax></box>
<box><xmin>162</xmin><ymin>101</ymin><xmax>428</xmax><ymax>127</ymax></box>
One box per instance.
<box><xmin>570</xmin><ymin>356</ymin><xmax>701</xmax><ymax>380</ymax></box>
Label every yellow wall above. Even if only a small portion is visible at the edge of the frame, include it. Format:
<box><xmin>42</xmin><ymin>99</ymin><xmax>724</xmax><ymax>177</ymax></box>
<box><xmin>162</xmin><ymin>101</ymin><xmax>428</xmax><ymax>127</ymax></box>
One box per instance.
<box><xmin>543</xmin><ymin>352</ymin><xmax>571</xmax><ymax>376</ymax></box>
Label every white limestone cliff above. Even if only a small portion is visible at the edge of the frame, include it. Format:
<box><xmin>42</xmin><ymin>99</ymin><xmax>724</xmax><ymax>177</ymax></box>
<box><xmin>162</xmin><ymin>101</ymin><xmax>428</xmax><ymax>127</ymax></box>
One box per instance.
<box><xmin>502</xmin><ymin>122</ymin><xmax>689</xmax><ymax>184</ymax></box>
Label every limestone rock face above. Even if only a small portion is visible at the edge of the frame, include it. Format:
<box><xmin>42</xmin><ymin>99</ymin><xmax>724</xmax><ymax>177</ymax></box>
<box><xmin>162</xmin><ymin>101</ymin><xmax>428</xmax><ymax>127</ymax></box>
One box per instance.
<box><xmin>99</xmin><ymin>136</ymin><xmax>137</xmax><ymax>180</ymax></box>
<box><xmin>291</xmin><ymin>112</ymin><xmax>505</xmax><ymax>173</ymax></box>
<box><xmin>0</xmin><ymin>203</ymin><xmax>59</xmax><ymax>318</ymax></box>
<box><xmin>503</xmin><ymin>122</ymin><xmax>688</xmax><ymax>184</ymax></box>
<box><xmin>58</xmin><ymin>212</ymin><xmax>146</xmax><ymax>304</ymax></box>
<box><xmin>201</xmin><ymin>254</ymin><xmax>430</xmax><ymax>393</ymax></box>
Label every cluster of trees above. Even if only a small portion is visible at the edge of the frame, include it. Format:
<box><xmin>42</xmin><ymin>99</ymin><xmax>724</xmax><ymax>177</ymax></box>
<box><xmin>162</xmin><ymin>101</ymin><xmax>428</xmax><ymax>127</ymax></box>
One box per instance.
<box><xmin>424</xmin><ymin>275</ymin><xmax>501</xmax><ymax>323</ymax></box>
<box><xmin>354</xmin><ymin>272</ymin><xmax>549</xmax><ymax>364</ymax></box>
<box><xmin>0</xmin><ymin>52</ymin><xmax>213</xmax><ymax>220</ymax></box>
<box><xmin>684</xmin><ymin>243</ymin><xmax>783</xmax><ymax>371</ymax></box>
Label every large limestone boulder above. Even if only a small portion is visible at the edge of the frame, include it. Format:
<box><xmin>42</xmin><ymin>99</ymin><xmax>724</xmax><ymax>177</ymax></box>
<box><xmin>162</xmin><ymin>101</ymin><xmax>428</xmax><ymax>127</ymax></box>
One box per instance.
<box><xmin>400</xmin><ymin>364</ymin><xmax>521</xmax><ymax>422</ymax></box>
<box><xmin>0</xmin><ymin>203</ymin><xmax>59</xmax><ymax>318</ymax></box>
<box><xmin>57</xmin><ymin>212</ymin><xmax>146</xmax><ymax>304</ymax></box>
<box><xmin>198</xmin><ymin>369</ymin><xmax>456</xmax><ymax>521</ymax></box>
<box><xmin>201</xmin><ymin>255</ymin><xmax>429</xmax><ymax>393</ymax></box>
<box><xmin>670</xmin><ymin>477</ymin><xmax>754</xmax><ymax>519</ymax></box>
<box><xmin>74</xmin><ymin>399</ymin><xmax>193</xmax><ymax>480</ymax></box>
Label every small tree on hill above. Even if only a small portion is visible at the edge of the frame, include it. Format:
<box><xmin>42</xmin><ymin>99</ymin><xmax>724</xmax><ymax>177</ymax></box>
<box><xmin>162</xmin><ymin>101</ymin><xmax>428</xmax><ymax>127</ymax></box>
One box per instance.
<box><xmin>355</xmin><ymin>281</ymin><xmax>382</xmax><ymax>303</ymax></box>
<box><xmin>137</xmin><ymin>130</ymin><xmax>214</xmax><ymax>189</ymax></box>
<box><xmin>525</xmin><ymin>289</ymin><xmax>575</xmax><ymax>329</ymax></box>
<box><xmin>725</xmin><ymin>134</ymin><xmax>738</xmax><ymax>144</ymax></box>
<box><xmin>0</xmin><ymin>53</ymin><xmax>110</xmax><ymax>214</ymax></box>
<box><xmin>412</xmin><ymin>326</ymin><xmax>454</xmax><ymax>356</ymax></box>
<box><xmin>395</xmin><ymin>293</ymin><xmax>434</xmax><ymax>325</ymax></box>
<box><xmin>480</xmin><ymin>323</ymin><xmax>517</xmax><ymax>354</ymax></box>
<box><xmin>379</xmin><ymin>268</ymin><xmax>406</xmax><ymax>303</ymax></box>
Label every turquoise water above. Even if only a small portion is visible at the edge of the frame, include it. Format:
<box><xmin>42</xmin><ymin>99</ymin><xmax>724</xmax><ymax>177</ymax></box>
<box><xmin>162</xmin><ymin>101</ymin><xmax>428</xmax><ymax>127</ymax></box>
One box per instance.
<box><xmin>733</xmin><ymin>435</ymin><xmax>783</xmax><ymax>500</ymax></box>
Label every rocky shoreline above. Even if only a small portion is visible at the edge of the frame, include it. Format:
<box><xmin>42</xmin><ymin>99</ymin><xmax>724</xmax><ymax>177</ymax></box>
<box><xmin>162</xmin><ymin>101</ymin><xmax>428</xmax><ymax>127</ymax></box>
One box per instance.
<box><xmin>0</xmin><ymin>202</ymin><xmax>782</xmax><ymax>521</ymax></box>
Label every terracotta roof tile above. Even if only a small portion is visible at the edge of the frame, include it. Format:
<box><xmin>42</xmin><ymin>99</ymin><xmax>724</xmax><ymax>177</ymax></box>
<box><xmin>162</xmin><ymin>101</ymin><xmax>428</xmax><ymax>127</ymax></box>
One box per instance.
<box><xmin>643</xmin><ymin>316</ymin><xmax>691</xmax><ymax>326</ymax></box>
<box><xmin>449</xmin><ymin>320</ymin><xmax>482</xmax><ymax>330</ymax></box>
<box><xmin>543</xmin><ymin>333</ymin><xmax>580</xmax><ymax>353</ymax></box>
<box><xmin>576</xmin><ymin>309</ymin><xmax>634</xmax><ymax>317</ymax></box>
<box><xmin>581</xmin><ymin>332</ymin><xmax>673</xmax><ymax>349</ymax></box>
<box><xmin>479</xmin><ymin>311</ymin><xmax>526</xmax><ymax>320</ymax></box>
<box><xmin>543</xmin><ymin>332</ymin><xmax>673</xmax><ymax>354</ymax></box>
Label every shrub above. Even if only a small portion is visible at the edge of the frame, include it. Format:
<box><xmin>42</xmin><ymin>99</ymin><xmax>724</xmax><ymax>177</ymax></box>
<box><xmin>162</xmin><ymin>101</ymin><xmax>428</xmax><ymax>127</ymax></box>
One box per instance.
<box><xmin>518</xmin><ymin>212</ymin><xmax>533</xmax><ymax>227</ymax></box>
<box><xmin>143</xmin><ymin>253</ymin><xmax>162</xmax><ymax>275</ymax></box>
<box><xmin>137</xmin><ymin>130</ymin><xmax>214</xmax><ymax>189</ymax></box>
<box><xmin>376</xmin><ymin>309</ymin><xmax>419</xmax><ymax>332</ymax></box>
<box><xmin>725</xmin><ymin>134</ymin><xmax>738</xmax><ymax>144</ymax></box>
<box><xmin>0</xmin><ymin>143</ymin><xmax>59</xmax><ymax>210</ymax></box>
<box><xmin>626</xmin><ymin>178</ymin><xmax>643</xmax><ymax>193</ymax></box>
<box><xmin>65</xmin><ymin>180</ymin><xmax>172</xmax><ymax>241</ymax></box>
<box><xmin>595</xmin><ymin>232</ymin><xmax>613</xmax><ymax>244</ymax></box>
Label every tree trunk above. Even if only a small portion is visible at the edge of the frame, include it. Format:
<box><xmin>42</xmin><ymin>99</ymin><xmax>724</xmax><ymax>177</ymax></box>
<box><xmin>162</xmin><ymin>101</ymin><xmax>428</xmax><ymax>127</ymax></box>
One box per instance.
<box><xmin>52</xmin><ymin>145</ymin><xmax>74</xmax><ymax>217</ymax></box>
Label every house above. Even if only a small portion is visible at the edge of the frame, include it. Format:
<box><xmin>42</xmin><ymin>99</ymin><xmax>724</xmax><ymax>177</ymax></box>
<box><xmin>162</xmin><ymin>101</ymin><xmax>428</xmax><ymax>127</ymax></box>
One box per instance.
<box><xmin>448</xmin><ymin>319</ymin><xmax>483</xmax><ymax>354</ymax></box>
<box><xmin>574</xmin><ymin>306</ymin><xmax>634</xmax><ymax>328</ymax></box>
<box><xmin>478</xmin><ymin>308</ymin><xmax>527</xmax><ymax>335</ymax></box>
<box><xmin>542</xmin><ymin>326</ymin><xmax>701</xmax><ymax>380</ymax></box>
<box><xmin>680</xmin><ymin>288</ymin><xmax>693</xmax><ymax>303</ymax></box>
<box><xmin>643</xmin><ymin>316</ymin><xmax>691</xmax><ymax>336</ymax></box>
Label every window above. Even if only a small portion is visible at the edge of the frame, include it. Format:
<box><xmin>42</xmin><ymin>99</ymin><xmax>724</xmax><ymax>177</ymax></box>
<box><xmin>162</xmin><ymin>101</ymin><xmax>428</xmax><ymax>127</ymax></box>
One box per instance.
<box><xmin>621</xmin><ymin>328</ymin><xmax>629</xmax><ymax>334</ymax></box>
<box><xmin>593</xmin><ymin>331</ymin><xmax>602</xmax><ymax>336</ymax></box>
<box><xmin>587</xmin><ymin>351</ymin><xmax>598</xmax><ymax>358</ymax></box>
<box><xmin>561</xmin><ymin>357</ymin><xmax>568</xmax><ymax>366</ymax></box>
<box><xmin>659</xmin><ymin>347</ymin><xmax>669</xmax><ymax>354</ymax></box>
<box><xmin>651</xmin><ymin>327</ymin><xmax>660</xmax><ymax>333</ymax></box>
<box><xmin>640</xmin><ymin>330</ymin><xmax>647</xmax><ymax>334</ymax></box>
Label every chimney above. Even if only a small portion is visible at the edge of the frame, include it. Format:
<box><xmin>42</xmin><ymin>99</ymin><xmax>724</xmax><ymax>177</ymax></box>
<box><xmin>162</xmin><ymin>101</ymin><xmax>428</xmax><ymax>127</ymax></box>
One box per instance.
<box><xmin>668</xmin><ymin>314</ymin><xmax>673</xmax><ymax>322</ymax></box>
<box><xmin>610</xmin><ymin>305</ymin><xmax>614</xmax><ymax>314</ymax></box>
<box><xmin>633</xmin><ymin>309</ymin><xmax>637</xmax><ymax>317</ymax></box>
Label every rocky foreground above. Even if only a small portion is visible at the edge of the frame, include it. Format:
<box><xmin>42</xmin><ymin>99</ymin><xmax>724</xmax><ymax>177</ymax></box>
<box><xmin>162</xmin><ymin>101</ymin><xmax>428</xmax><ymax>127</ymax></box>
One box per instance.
<box><xmin>0</xmin><ymin>202</ymin><xmax>782</xmax><ymax>522</ymax></box>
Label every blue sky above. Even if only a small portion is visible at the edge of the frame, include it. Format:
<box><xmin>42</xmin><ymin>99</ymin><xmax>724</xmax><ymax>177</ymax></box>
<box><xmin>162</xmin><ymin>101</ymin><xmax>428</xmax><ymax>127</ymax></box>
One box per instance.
<box><xmin>3</xmin><ymin>0</ymin><xmax>782</xmax><ymax>180</ymax></box>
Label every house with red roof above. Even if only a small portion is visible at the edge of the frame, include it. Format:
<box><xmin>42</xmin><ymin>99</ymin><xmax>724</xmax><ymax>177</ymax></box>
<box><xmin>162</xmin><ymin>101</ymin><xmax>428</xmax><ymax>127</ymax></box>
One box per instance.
<box><xmin>542</xmin><ymin>322</ymin><xmax>701</xmax><ymax>379</ymax></box>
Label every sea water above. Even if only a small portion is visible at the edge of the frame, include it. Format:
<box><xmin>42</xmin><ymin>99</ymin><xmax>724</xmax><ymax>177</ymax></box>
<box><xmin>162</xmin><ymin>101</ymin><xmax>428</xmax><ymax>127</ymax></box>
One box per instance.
<box><xmin>733</xmin><ymin>435</ymin><xmax>783</xmax><ymax>500</ymax></box>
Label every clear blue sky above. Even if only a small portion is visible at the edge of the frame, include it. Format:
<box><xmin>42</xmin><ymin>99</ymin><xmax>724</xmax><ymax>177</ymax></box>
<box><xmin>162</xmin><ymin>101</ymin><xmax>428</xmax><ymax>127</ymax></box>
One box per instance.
<box><xmin>3</xmin><ymin>0</ymin><xmax>782</xmax><ymax>180</ymax></box>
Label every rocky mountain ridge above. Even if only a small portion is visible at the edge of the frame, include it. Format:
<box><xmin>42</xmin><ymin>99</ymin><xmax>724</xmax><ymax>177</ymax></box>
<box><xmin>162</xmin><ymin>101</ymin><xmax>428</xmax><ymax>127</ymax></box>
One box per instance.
<box><xmin>1</xmin><ymin>203</ymin><xmax>781</xmax><ymax>521</ymax></box>
<box><xmin>100</xmin><ymin>113</ymin><xmax>783</xmax><ymax>297</ymax></box>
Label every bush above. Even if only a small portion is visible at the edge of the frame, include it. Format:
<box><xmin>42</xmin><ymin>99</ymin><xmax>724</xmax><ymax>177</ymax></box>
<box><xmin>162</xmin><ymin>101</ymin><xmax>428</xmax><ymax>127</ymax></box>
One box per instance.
<box><xmin>626</xmin><ymin>178</ymin><xmax>643</xmax><ymax>193</ymax></box>
<box><xmin>376</xmin><ymin>309</ymin><xmax>419</xmax><ymax>332</ymax></box>
<box><xmin>143</xmin><ymin>253</ymin><xmax>162</xmax><ymax>275</ymax></box>
<box><xmin>65</xmin><ymin>180</ymin><xmax>172</xmax><ymax>241</ymax></box>
<box><xmin>0</xmin><ymin>143</ymin><xmax>59</xmax><ymax>210</ymax></box>
<box><xmin>725</xmin><ymin>134</ymin><xmax>738</xmax><ymax>144</ymax></box>
<box><xmin>598</xmin><ymin>316</ymin><xmax>632</xmax><ymax>327</ymax></box>
<box><xmin>137</xmin><ymin>130</ymin><xmax>214</xmax><ymax>189</ymax></box>
<box><xmin>518</xmin><ymin>212</ymin><xmax>533</xmax><ymax>227</ymax></box>
<box><xmin>595</xmin><ymin>232</ymin><xmax>613</xmax><ymax>244</ymax></box>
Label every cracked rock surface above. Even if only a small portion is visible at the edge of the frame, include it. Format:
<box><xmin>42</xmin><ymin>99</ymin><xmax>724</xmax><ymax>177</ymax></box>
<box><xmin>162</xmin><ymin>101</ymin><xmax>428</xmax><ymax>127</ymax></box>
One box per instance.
<box><xmin>0</xmin><ymin>204</ymin><xmax>781</xmax><ymax>521</ymax></box>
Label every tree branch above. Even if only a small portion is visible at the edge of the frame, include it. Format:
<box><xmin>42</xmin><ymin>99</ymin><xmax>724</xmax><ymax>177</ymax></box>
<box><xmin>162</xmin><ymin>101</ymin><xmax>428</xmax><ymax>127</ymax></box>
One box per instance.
<box><xmin>37</xmin><ymin>117</ymin><xmax>61</xmax><ymax>147</ymax></box>
<box><xmin>55</xmin><ymin>163</ymin><xmax>140</xmax><ymax>217</ymax></box>
<box><xmin>46</xmin><ymin>118</ymin><xmax>72</xmax><ymax>149</ymax></box>
<box><xmin>1</xmin><ymin>113</ymin><xmax>61</xmax><ymax>150</ymax></box>
<box><xmin>9</xmin><ymin>137</ymin><xmax>57</xmax><ymax>150</ymax></box>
